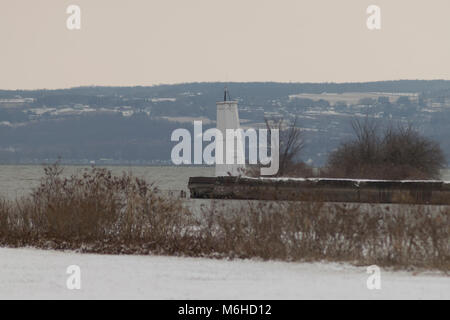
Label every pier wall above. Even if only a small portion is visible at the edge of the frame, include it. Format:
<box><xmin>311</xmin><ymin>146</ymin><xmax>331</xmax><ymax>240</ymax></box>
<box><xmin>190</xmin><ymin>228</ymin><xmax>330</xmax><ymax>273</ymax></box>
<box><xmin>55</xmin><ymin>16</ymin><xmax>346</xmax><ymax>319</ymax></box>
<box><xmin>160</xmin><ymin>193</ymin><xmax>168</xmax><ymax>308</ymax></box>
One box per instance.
<box><xmin>188</xmin><ymin>176</ymin><xmax>450</xmax><ymax>205</ymax></box>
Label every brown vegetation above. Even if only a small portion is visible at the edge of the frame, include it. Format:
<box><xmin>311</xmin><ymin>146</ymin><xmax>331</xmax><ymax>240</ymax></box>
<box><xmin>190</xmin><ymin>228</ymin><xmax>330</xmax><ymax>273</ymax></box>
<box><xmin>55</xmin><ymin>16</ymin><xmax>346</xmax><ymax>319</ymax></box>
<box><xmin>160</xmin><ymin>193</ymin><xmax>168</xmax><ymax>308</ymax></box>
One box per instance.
<box><xmin>325</xmin><ymin>118</ymin><xmax>446</xmax><ymax>180</ymax></box>
<box><xmin>0</xmin><ymin>165</ymin><xmax>449</xmax><ymax>271</ymax></box>
<box><xmin>203</xmin><ymin>202</ymin><xmax>449</xmax><ymax>269</ymax></box>
<box><xmin>0</xmin><ymin>164</ymin><xmax>200</xmax><ymax>255</ymax></box>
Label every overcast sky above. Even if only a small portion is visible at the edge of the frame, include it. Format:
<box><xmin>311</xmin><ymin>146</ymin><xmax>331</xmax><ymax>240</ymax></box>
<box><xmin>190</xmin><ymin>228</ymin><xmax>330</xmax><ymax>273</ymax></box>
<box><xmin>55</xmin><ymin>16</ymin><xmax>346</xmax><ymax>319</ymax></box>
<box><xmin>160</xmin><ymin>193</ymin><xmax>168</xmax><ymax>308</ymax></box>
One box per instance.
<box><xmin>1</xmin><ymin>0</ymin><xmax>450</xmax><ymax>89</ymax></box>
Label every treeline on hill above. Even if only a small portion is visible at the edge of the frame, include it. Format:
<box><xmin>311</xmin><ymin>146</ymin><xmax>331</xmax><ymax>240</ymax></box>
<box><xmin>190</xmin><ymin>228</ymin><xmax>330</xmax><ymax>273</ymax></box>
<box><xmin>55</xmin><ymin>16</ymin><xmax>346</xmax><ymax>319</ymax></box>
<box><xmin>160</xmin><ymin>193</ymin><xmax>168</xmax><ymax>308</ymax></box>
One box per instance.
<box><xmin>3</xmin><ymin>79</ymin><xmax>450</xmax><ymax>99</ymax></box>
<box><xmin>1</xmin><ymin>80</ymin><xmax>450</xmax><ymax>112</ymax></box>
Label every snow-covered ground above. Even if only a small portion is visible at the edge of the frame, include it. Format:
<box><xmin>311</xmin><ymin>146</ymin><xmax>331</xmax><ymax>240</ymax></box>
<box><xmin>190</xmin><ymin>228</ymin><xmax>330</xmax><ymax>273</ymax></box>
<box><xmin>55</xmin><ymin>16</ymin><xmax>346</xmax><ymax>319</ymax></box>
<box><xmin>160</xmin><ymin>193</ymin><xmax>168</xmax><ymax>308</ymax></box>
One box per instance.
<box><xmin>0</xmin><ymin>248</ymin><xmax>448</xmax><ymax>299</ymax></box>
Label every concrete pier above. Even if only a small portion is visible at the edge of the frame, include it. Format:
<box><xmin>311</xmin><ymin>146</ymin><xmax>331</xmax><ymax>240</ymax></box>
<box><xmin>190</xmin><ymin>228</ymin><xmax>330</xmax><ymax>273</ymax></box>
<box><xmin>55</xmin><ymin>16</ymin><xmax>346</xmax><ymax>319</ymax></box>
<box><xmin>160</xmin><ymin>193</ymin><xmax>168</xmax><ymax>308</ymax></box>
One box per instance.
<box><xmin>188</xmin><ymin>176</ymin><xmax>450</xmax><ymax>205</ymax></box>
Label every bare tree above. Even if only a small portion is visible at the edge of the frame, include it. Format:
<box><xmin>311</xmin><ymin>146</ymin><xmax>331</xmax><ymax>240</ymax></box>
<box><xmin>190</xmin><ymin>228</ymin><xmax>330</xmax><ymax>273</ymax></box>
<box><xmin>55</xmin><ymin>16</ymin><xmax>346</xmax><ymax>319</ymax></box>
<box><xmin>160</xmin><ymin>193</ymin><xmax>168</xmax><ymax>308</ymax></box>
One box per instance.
<box><xmin>327</xmin><ymin>118</ymin><xmax>381</xmax><ymax>177</ymax></box>
<box><xmin>382</xmin><ymin>123</ymin><xmax>446</xmax><ymax>179</ymax></box>
<box><xmin>326</xmin><ymin>118</ymin><xmax>446</xmax><ymax>180</ymax></box>
<box><xmin>264</xmin><ymin>116</ymin><xmax>306</xmax><ymax>176</ymax></box>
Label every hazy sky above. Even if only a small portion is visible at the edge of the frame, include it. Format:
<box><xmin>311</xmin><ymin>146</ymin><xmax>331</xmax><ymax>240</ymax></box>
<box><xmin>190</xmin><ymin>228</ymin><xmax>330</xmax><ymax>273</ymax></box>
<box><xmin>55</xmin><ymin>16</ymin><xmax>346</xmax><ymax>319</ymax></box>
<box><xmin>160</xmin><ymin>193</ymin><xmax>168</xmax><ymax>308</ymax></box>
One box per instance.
<box><xmin>1</xmin><ymin>0</ymin><xmax>450</xmax><ymax>89</ymax></box>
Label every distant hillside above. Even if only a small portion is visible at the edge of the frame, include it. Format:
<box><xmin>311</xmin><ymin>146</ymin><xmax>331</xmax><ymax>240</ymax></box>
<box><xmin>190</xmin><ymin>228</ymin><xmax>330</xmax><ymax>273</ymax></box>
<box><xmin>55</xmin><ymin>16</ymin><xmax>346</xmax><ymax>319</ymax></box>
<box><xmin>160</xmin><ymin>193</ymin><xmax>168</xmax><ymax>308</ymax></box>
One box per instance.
<box><xmin>0</xmin><ymin>80</ymin><xmax>450</xmax><ymax>166</ymax></box>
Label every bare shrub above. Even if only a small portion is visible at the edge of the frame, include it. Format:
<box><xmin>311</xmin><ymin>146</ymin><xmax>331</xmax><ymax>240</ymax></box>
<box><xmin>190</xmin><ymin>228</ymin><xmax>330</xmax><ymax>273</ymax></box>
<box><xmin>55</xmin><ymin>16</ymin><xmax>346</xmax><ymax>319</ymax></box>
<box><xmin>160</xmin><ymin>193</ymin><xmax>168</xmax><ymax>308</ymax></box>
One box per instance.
<box><xmin>326</xmin><ymin>118</ymin><xmax>446</xmax><ymax>180</ymax></box>
<box><xmin>0</xmin><ymin>164</ymin><xmax>201</xmax><ymax>254</ymax></box>
<box><xmin>382</xmin><ymin>125</ymin><xmax>445</xmax><ymax>179</ymax></box>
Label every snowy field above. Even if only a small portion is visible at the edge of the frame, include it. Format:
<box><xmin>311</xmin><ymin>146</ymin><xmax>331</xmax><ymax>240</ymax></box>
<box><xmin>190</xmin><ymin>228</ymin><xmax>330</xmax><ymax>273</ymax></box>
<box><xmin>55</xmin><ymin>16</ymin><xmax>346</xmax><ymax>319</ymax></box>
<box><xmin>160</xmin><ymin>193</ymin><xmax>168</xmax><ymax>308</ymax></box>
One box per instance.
<box><xmin>0</xmin><ymin>247</ymin><xmax>448</xmax><ymax>300</ymax></box>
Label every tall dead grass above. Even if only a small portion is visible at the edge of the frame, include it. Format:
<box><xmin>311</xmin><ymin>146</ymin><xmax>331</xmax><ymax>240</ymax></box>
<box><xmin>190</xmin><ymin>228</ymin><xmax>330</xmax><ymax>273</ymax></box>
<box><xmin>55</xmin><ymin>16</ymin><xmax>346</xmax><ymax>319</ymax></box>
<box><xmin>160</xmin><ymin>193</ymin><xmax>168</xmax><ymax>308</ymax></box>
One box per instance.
<box><xmin>0</xmin><ymin>164</ymin><xmax>200</xmax><ymax>254</ymax></box>
<box><xmin>0</xmin><ymin>164</ymin><xmax>448</xmax><ymax>271</ymax></box>
<box><xmin>199</xmin><ymin>202</ymin><xmax>448</xmax><ymax>270</ymax></box>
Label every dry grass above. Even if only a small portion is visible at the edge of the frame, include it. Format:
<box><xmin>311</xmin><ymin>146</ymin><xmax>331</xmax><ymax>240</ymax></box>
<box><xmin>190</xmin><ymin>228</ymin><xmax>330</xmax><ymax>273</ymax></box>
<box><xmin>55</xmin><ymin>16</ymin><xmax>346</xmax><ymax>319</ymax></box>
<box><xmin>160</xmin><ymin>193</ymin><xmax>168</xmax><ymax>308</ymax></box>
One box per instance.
<box><xmin>0</xmin><ymin>164</ymin><xmax>448</xmax><ymax>271</ymax></box>
<box><xmin>0</xmin><ymin>164</ymin><xmax>201</xmax><ymax>255</ymax></box>
<box><xmin>197</xmin><ymin>201</ymin><xmax>449</xmax><ymax>270</ymax></box>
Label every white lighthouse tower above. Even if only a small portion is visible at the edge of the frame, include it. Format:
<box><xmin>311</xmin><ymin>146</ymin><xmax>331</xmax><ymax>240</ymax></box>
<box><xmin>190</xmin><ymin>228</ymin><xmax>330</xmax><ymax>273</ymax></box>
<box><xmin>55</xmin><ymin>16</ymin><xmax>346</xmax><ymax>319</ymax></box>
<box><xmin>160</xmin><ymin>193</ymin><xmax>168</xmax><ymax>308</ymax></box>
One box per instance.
<box><xmin>215</xmin><ymin>88</ymin><xmax>245</xmax><ymax>176</ymax></box>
